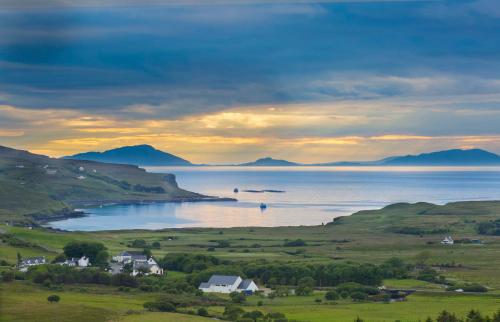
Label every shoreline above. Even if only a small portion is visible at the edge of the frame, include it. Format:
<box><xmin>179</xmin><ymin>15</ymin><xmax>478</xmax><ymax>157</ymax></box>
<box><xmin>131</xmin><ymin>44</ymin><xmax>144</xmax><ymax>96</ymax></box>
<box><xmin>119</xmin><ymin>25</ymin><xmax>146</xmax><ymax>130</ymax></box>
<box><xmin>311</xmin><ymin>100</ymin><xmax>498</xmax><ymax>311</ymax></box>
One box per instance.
<box><xmin>32</xmin><ymin>196</ymin><xmax>237</xmax><ymax>226</ymax></box>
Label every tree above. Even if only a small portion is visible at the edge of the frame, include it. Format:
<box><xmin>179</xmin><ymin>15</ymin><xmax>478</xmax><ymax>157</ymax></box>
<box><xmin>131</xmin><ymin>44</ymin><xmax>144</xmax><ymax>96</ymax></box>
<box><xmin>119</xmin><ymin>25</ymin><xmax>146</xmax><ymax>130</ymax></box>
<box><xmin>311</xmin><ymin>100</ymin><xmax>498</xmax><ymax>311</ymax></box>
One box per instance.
<box><xmin>466</xmin><ymin>310</ymin><xmax>484</xmax><ymax>322</ymax></box>
<box><xmin>17</xmin><ymin>252</ymin><xmax>22</xmax><ymax>266</ymax></box>
<box><xmin>230</xmin><ymin>291</ymin><xmax>246</xmax><ymax>303</ymax></box>
<box><xmin>47</xmin><ymin>295</ymin><xmax>60</xmax><ymax>303</ymax></box>
<box><xmin>224</xmin><ymin>306</ymin><xmax>244</xmax><ymax>321</ymax></box>
<box><xmin>492</xmin><ymin>309</ymin><xmax>500</xmax><ymax>322</ymax></box>
<box><xmin>52</xmin><ymin>253</ymin><xmax>67</xmax><ymax>264</ymax></box>
<box><xmin>436</xmin><ymin>310</ymin><xmax>460</xmax><ymax>322</ymax></box>
<box><xmin>296</xmin><ymin>276</ymin><xmax>315</xmax><ymax>296</ymax></box>
<box><xmin>325</xmin><ymin>290</ymin><xmax>339</xmax><ymax>301</ymax></box>
<box><xmin>63</xmin><ymin>241</ymin><xmax>106</xmax><ymax>263</ymax></box>
<box><xmin>94</xmin><ymin>250</ymin><xmax>109</xmax><ymax>268</ymax></box>
<box><xmin>242</xmin><ymin>310</ymin><xmax>264</xmax><ymax>321</ymax></box>
<box><xmin>152</xmin><ymin>241</ymin><xmax>161</xmax><ymax>249</ymax></box>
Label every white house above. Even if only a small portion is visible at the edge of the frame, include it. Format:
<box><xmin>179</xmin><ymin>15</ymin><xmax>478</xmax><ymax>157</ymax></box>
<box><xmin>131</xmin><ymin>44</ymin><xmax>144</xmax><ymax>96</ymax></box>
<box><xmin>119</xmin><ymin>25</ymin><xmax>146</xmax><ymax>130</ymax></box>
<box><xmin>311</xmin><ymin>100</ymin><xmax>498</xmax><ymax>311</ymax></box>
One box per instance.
<box><xmin>131</xmin><ymin>259</ymin><xmax>163</xmax><ymax>276</ymax></box>
<box><xmin>19</xmin><ymin>256</ymin><xmax>46</xmax><ymax>272</ymax></box>
<box><xmin>198</xmin><ymin>275</ymin><xmax>259</xmax><ymax>294</ymax></box>
<box><xmin>78</xmin><ymin>256</ymin><xmax>90</xmax><ymax>267</ymax></box>
<box><xmin>59</xmin><ymin>256</ymin><xmax>90</xmax><ymax>268</ymax></box>
<box><xmin>441</xmin><ymin>236</ymin><xmax>454</xmax><ymax>245</ymax></box>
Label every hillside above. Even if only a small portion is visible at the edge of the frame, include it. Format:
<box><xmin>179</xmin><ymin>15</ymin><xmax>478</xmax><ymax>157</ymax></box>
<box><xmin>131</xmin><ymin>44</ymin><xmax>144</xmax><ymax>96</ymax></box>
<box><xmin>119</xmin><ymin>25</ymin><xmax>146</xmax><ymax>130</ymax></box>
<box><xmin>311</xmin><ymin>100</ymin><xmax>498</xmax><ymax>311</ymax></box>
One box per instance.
<box><xmin>0</xmin><ymin>146</ymin><xmax>213</xmax><ymax>223</ymax></box>
<box><xmin>383</xmin><ymin>149</ymin><xmax>500</xmax><ymax>165</ymax></box>
<box><xmin>238</xmin><ymin>157</ymin><xmax>299</xmax><ymax>166</ymax></box>
<box><xmin>64</xmin><ymin>145</ymin><xmax>192</xmax><ymax>166</ymax></box>
<box><xmin>236</xmin><ymin>149</ymin><xmax>500</xmax><ymax>167</ymax></box>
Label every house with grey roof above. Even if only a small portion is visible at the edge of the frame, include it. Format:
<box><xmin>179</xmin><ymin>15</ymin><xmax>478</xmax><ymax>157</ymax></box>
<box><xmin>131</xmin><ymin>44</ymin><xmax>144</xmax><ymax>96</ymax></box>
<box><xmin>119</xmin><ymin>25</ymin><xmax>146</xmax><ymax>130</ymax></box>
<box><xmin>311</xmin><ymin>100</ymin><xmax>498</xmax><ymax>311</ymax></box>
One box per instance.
<box><xmin>131</xmin><ymin>258</ymin><xmax>163</xmax><ymax>276</ymax></box>
<box><xmin>112</xmin><ymin>251</ymin><xmax>147</xmax><ymax>264</ymax></box>
<box><xmin>198</xmin><ymin>275</ymin><xmax>259</xmax><ymax>294</ymax></box>
<box><xmin>19</xmin><ymin>256</ymin><xmax>46</xmax><ymax>272</ymax></box>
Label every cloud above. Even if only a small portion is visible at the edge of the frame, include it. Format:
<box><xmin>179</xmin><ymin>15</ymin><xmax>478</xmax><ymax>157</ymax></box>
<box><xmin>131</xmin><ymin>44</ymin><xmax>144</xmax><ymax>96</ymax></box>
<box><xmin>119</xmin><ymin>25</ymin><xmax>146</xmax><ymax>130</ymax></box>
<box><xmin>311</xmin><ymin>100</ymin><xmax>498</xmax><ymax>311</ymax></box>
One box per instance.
<box><xmin>0</xmin><ymin>0</ymin><xmax>499</xmax><ymax>161</ymax></box>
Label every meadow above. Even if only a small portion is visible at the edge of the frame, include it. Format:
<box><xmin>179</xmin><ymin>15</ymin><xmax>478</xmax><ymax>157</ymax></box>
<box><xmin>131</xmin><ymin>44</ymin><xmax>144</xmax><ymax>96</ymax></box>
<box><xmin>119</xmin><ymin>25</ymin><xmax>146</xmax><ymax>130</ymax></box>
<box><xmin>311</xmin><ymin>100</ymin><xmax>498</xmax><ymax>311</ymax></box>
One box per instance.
<box><xmin>1</xmin><ymin>201</ymin><xmax>500</xmax><ymax>321</ymax></box>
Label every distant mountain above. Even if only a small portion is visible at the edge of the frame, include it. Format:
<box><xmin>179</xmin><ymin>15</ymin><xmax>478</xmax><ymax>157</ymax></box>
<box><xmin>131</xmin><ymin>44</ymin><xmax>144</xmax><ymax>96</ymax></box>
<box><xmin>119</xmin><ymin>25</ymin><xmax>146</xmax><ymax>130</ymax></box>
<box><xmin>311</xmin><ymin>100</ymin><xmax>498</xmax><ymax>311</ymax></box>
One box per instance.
<box><xmin>382</xmin><ymin>149</ymin><xmax>500</xmax><ymax>166</ymax></box>
<box><xmin>64</xmin><ymin>145</ymin><xmax>192</xmax><ymax>166</ymax></box>
<box><xmin>315</xmin><ymin>149</ymin><xmax>500</xmax><ymax>166</ymax></box>
<box><xmin>238</xmin><ymin>157</ymin><xmax>299</xmax><ymax>166</ymax></box>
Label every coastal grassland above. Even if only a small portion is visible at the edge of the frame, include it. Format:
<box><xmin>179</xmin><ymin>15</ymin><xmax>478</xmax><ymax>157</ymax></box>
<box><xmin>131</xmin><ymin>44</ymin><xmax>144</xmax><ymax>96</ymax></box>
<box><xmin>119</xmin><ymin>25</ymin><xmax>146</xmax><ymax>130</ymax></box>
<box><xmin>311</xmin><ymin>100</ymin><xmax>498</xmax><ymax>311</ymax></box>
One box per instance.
<box><xmin>0</xmin><ymin>146</ymin><xmax>205</xmax><ymax>222</ymax></box>
<box><xmin>116</xmin><ymin>312</ymin><xmax>214</xmax><ymax>322</ymax></box>
<box><xmin>1</xmin><ymin>201</ymin><xmax>500</xmax><ymax>321</ymax></box>
<box><xmin>2</xmin><ymin>281</ymin><xmax>500</xmax><ymax>322</ymax></box>
<box><xmin>2</xmin><ymin>201</ymin><xmax>500</xmax><ymax>287</ymax></box>
<box><xmin>241</xmin><ymin>292</ymin><xmax>500</xmax><ymax>322</ymax></box>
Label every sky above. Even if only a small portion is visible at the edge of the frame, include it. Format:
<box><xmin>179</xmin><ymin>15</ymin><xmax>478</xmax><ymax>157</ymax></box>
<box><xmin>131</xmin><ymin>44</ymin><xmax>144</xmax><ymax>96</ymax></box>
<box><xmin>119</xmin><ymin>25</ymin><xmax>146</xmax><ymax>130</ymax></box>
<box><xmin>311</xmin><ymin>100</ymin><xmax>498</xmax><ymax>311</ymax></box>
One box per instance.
<box><xmin>0</xmin><ymin>0</ymin><xmax>500</xmax><ymax>163</ymax></box>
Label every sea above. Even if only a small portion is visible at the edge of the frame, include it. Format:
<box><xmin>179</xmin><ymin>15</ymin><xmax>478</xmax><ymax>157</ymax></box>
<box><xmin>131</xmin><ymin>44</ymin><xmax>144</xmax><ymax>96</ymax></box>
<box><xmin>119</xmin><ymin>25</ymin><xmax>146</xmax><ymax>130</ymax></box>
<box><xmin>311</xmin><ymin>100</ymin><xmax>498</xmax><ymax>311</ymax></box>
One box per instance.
<box><xmin>46</xmin><ymin>166</ymin><xmax>500</xmax><ymax>231</ymax></box>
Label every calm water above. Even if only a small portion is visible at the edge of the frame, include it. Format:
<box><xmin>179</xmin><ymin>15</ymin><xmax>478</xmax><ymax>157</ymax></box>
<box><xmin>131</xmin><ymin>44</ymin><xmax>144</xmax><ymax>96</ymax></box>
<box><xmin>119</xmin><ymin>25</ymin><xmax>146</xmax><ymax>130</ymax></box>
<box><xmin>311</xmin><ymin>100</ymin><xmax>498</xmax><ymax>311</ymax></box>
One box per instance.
<box><xmin>47</xmin><ymin>166</ymin><xmax>500</xmax><ymax>231</ymax></box>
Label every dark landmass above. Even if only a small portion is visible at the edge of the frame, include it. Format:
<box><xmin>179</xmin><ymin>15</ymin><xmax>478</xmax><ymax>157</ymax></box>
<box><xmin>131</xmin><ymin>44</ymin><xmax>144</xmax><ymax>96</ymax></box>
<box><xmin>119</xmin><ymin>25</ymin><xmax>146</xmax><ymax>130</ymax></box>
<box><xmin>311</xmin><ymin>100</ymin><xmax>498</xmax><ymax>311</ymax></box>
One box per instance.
<box><xmin>238</xmin><ymin>157</ymin><xmax>300</xmax><ymax>166</ymax></box>
<box><xmin>0</xmin><ymin>145</ymin><xmax>229</xmax><ymax>224</ymax></box>
<box><xmin>64</xmin><ymin>144</ymin><xmax>192</xmax><ymax>166</ymax></box>
<box><xmin>242</xmin><ymin>149</ymin><xmax>500</xmax><ymax>167</ymax></box>
<box><xmin>243</xmin><ymin>189</ymin><xmax>286</xmax><ymax>193</ymax></box>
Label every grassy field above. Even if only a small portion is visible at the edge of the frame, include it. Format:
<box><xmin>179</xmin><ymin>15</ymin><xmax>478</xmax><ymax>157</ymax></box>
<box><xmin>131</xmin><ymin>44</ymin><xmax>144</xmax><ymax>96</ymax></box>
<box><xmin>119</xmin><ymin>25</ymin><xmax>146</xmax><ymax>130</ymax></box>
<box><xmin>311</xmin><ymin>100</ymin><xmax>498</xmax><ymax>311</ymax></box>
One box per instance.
<box><xmin>1</xmin><ymin>201</ymin><xmax>500</xmax><ymax>321</ymax></box>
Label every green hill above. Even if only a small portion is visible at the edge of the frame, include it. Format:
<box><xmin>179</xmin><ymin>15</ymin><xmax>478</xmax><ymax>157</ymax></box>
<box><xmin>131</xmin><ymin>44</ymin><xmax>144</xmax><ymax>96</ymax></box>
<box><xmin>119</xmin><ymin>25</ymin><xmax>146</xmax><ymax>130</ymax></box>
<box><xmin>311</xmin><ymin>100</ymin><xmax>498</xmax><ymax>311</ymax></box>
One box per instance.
<box><xmin>0</xmin><ymin>146</ymin><xmax>211</xmax><ymax>223</ymax></box>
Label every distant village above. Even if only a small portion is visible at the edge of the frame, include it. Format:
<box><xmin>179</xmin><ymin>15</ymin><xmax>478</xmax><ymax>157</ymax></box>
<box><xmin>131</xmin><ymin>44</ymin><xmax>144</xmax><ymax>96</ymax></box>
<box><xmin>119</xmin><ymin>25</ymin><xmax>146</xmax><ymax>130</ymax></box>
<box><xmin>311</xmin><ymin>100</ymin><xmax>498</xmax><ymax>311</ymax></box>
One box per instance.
<box><xmin>18</xmin><ymin>250</ymin><xmax>259</xmax><ymax>294</ymax></box>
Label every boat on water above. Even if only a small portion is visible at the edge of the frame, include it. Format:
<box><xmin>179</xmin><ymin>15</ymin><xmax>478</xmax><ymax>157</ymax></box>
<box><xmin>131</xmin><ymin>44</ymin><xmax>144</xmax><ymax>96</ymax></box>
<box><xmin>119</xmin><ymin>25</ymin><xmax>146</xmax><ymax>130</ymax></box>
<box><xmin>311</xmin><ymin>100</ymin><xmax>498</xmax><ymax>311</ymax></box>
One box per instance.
<box><xmin>234</xmin><ymin>188</ymin><xmax>239</xmax><ymax>193</ymax></box>
<box><xmin>259</xmin><ymin>203</ymin><xmax>267</xmax><ymax>209</ymax></box>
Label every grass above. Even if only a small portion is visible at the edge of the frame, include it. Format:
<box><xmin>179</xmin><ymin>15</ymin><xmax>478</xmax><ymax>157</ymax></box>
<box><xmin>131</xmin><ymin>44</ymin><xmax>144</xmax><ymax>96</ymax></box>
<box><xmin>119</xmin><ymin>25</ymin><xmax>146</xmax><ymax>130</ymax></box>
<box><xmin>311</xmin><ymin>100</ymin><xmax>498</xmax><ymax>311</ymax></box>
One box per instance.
<box><xmin>1</xmin><ymin>201</ymin><xmax>500</xmax><ymax>321</ymax></box>
<box><xmin>116</xmin><ymin>312</ymin><xmax>214</xmax><ymax>322</ymax></box>
<box><xmin>0</xmin><ymin>282</ymin><xmax>151</xmax><ymax>322</ymax></box>
<box><xmin>245</xmin><ymin>292</ymin><xmax>500</xmax><ymax>322</ymax></box>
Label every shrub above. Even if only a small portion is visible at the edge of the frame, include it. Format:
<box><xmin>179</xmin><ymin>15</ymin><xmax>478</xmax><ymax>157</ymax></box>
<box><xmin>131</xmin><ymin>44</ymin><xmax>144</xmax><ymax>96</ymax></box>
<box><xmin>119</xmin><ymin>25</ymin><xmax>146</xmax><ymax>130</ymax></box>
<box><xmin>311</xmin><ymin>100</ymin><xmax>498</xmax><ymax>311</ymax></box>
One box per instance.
<box><xmin>217</xmin><ymin>240</ymin><xmax>231</xmax><ymax>248</ymax></box>
<box><xmin>242</xmin><ymin>310</ymin><xmax>264</xmax><ymax>321</ymax></box>
<box><xmin>283</xmin><ymin>239</ymin><xmax>307</xmax><ymax>247</ymax></box>
<box><xmin>224</xmin><ymin>306</ymin><xmax>245</xmax><ymax>321</ymax></box>
<box><xmin>197</xmin><ymin>307</ymin><xmax>209</xmax><ymax>317</ymax></box>
<box><xmin>325</xmin><ymin>290</ymin><xmax>339</xmax><ymax>301</ymax></box>
<box><xmin>2</xmin><ymin>270</ymin><xmax>15</xmax><ymax>282</ymax></box>
<box><xmin>143</xmin><ymin>300</ymin><xmax>176</xmax><ymax>312</ymax></box>
<box><xmin>351</xmin><ymin>292</ymin><xmax>368</xmax><ymax>301</ymax></box>
<box><xmin>230</xmin><ymin>291</ymin><xmax>246</xmax><ymax>303</ymax></box>
<box><xmin>47</xmin><ymin>295</ymin><xmax>60</xmax><ymax>303</ymax></box>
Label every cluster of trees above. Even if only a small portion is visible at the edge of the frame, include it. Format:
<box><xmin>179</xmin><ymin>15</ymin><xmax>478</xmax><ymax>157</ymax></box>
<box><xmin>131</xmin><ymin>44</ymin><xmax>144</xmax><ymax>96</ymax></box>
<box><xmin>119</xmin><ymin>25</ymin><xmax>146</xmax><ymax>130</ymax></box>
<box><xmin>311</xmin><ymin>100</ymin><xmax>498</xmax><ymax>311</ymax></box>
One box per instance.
<box><xmin>477</xmin><ymin>219</ymin><xmax>500</xmax><ymax>236</ymax></box>
<box><xmin>242</xmin><ymin>260</ymin><xmax>400</xmax><ymax>287</ymax></box>
<box><xmin>26</xmin><ymin>265</ymin><xmax>138</xmax><ymax>288</ymax></box>
<box><xmin>157</xmin><ymin>253</ymin><xmax>411</xmax><ymax>290</ymax></box>
<box><xmin>62</xmin><ymin>241</ymin><xmax>109</xmax><ymax>267</ymax></box>
<box><xmin>356</xmin><ymin>310</ymin><xmax>500</xmax><ymax>322</ymax></box>
<box><xmin>128</xmin><ymin>239</ymin><xmax>161</xmax><ymax>249</ymax></box>
<box><xmin>223</xmin><ymin>306</ymin><xmax>289</xmax><ymax>322</ymax></box>
<box><xmin>159</xmin><ymin>253</ymin><xmax>228</xmax><ymax>273</ymax></box>
<box><xmin>391</xmin><ymin>226</ymin><xmax>449</xmax><ymax>236</ymax></box>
